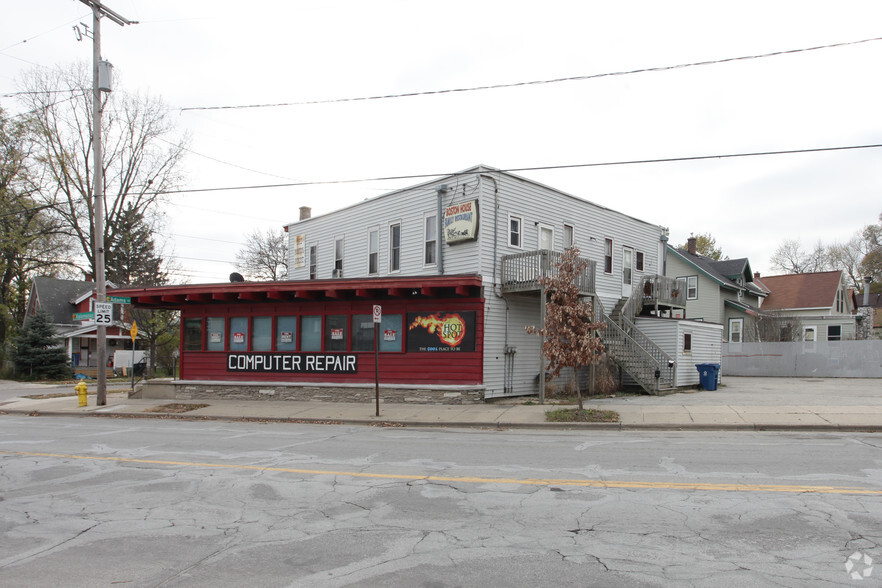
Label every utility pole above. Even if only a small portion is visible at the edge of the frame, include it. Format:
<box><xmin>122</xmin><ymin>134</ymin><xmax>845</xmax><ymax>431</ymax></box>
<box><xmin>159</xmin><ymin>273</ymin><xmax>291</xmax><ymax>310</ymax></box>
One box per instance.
<box><xmin>79</xmin><ymin>0</ymin><xmax>136</xmax><ymax>405</ymax></box>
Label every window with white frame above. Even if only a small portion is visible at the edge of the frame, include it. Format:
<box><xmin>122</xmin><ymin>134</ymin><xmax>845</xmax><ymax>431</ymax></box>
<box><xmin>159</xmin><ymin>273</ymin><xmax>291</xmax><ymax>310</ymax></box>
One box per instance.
<box><xmin>389</xmin><ymin>223</ymin><xmax>401</xmax><ymax>272</ymax></box>
<box><xmin>604</xmin><ymin>238</ymin><xmax>613</xmax><ymax>273</ymax></box>
<box><xmin>368</xmin><ymin>228</ymin><xmax>379</xmax><ymax>274</ymax></box>
<box><xmin>683</xmin><ymin>332</ymin><xmax>692</xmax><ymax>353</ymax></box>
<box><xmin>635</xmin><ymin>251</ymin><xmax>644</xmax><ymax>271</ymax></box>
<box><xmin>509</xmin><ymin>216</ymin><xmax>522</xmax><ymax>248</ymax></box>
<box><xmin>334</xmin><ymin>237</ymin><xmax>343</xmax><ymax>277</ymax></box>
<box><xmin>729</xmin><ymin>318</ymin><xmax>743</xmax><ymax>343</ymax></box>
<box><xmin>424</xmin><ymin>214</ymin><xmax>437</xmax><ymax>265</ymax></box>
<box><xmin>686</xmin><ymin>276</ymin><xmax>698</xmax><ymax>299</ymax></box>
<box><xmin>309</xmin><ymin>245</ymin><xmax>317</xmax><ymax>280</ymax></box>
<box><xmin>827</xmin><ymin>325</ymin><xmax>842</xmax><ymax>341</ymax></box>
<box><xmin>563</xmin><ymin>224</ymin><xmax>574</xmax><ymax>248</ymax></box>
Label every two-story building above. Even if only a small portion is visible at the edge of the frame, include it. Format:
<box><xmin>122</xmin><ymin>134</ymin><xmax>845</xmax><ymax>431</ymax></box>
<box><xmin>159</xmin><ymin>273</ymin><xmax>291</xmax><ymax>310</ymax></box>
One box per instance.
<box><xmin>665</xmin><ymin>237</ymin><xmax>767</xmax><ymax>342</ymax></box>
<box><xmin>115</xmin><ymin>165</ymin><xmax>721</xmax><ymax>402</ymax></box>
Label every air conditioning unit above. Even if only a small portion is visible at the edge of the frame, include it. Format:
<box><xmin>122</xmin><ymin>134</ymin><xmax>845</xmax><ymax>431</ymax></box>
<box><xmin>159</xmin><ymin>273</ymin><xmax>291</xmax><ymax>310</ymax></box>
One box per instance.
<box><xmin>332</xmin><ymin>269</ymin><xmax>343</xmax><ymax>278</ymax></box>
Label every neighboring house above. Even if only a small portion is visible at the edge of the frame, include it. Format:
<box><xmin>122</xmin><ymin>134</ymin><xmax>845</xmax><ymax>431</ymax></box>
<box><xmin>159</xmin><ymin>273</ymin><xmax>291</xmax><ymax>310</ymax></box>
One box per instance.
<box><xmin>753</xmin><ymin>270</ymin><xmax>858</xmax><ymax>342</ymax></box>
<box><xmin>25</xmin><ymin>277</ymin><xmax>133</xmax><ymax>372</ymax></box>
<box><xmin>114</xmin><ymin>165</ymin><xmax>721</xmax><ymax>401</ymax></box>
<box><xmin>665</xmin><ymin>236</ymin><xmax>767</xmax><ymax>343</ymax></box>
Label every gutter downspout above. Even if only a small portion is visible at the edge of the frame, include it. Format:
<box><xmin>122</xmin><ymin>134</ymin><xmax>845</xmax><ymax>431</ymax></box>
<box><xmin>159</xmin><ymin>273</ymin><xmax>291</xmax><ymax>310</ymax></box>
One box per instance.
<box><xmin>436</xmin><ymin>184</ymin><xmax>447</xmax><ymax>275</ymax></box>
<box><xmin>481</xmin><ymin>174</ymin><xmax>513</xmax><ymax>395</ymax></box>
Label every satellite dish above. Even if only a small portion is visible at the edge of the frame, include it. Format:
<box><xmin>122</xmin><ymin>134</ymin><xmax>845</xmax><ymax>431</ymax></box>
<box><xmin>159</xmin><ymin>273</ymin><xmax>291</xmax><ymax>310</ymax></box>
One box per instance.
<box><xmin>229</xmin><ymin>272</ymin><xmax>245</xmax><ymax>283</ymax></box>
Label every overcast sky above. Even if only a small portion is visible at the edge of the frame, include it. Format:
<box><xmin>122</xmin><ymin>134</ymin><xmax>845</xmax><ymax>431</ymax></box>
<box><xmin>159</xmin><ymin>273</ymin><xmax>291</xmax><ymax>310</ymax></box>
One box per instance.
<box><xmin>3</xmin><ymin>1</ymin><xmax>881</xmax><ymax>283</ymax></box>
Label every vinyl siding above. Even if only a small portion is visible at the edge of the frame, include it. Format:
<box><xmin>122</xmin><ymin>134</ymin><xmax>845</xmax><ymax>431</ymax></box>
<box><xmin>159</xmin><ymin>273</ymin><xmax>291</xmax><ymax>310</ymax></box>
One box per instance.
<box><xmin>284</xmin><ymin>167</ymin><xmax>669</xmax><ymax>397</ymax></box>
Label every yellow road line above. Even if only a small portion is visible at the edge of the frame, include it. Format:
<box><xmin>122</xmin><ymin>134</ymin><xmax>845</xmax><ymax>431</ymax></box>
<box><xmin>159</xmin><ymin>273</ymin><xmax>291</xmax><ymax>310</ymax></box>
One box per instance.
<box><xmin>3</xmin><ymin>450</ymin><xmax>881</xmax><ymax>495</ymax></box>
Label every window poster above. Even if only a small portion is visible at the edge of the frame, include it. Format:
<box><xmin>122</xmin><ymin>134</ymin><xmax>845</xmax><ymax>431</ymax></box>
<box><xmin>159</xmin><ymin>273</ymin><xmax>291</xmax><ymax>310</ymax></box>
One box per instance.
<box><xmin>406</xmin><ymin>311</ymin><xmax>476</xmax><ymax>352</ymax></box>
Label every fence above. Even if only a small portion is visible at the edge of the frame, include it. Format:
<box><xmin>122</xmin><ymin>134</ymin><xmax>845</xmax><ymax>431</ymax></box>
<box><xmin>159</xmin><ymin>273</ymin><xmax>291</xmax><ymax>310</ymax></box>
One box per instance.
<box><xmin>722</xmin><ymin>341</ymin><xmax>882</xmax><ymax>378</ymax></box>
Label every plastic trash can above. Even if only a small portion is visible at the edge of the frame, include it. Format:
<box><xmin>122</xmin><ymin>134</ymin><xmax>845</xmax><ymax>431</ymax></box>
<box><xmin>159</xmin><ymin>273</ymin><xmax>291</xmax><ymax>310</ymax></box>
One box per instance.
<box><xmin>695</xmin><ymin>363</ymin><xmax>720</xmax><ymax>391</ymax></box>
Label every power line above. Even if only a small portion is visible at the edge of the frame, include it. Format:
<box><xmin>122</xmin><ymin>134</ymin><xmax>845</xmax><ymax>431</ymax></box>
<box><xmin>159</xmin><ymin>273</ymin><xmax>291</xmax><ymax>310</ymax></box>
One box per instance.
<box><xmin>178</xmin><ymin>35</ymin><xmax>882</xmax><ymax>112</ymax></box>
<box><xmin>152</xmin><ymin>141</ymin><xmax>882</xmax><ymax>196</ymax></box>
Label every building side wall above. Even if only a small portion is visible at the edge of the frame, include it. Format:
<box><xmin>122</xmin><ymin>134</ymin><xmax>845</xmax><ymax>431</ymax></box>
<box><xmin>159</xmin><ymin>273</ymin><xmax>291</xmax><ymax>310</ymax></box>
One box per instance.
<box><xmin>665</xmin><ymin>254</ymin><xmax>723</xmax><ymax>323</ymax></box>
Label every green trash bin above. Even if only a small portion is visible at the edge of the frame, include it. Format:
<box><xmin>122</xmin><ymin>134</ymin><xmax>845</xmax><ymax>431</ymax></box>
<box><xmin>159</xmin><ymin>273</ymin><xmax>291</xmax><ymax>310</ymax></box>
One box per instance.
<box><xmin>695</xmin><ymin>363</ymin><xmax>720</xmax><ymax>390</ymax></box>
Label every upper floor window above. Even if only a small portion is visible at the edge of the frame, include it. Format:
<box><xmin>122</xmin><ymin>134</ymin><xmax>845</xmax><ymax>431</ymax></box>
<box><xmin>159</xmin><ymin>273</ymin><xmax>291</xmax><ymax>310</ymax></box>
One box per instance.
<box><xmin>687</xmin><ymin>276</ymin><xmax>698</xmax><ymax>299</ymax></box>
<box><xmin>604</xmin><ymin>239</ymin><xmax>613</xmax><ymax>273</ymax></box>
<box><xmin>389</xmin><ymin>223</ymin><xmax>401</xmax><ymax>272</ymax></box>
<box><xmin>368</xmin><ymin>228</ymin><xmax>379</xmax><ymax>274</ymax></box>
<box><xmin>509</xmin><ymin>216</ymin><xmax>522</xmax><ymax>247</ymax></box>
<box><xmin>424</xmin><ymin>214</ymin><xmax>437</xmax><ymax>265</ymax></box>
<box><xmin>334</xmin><ymin>238</ymin><xmax>343</xmax><ymax>277</ymax></box>
<box><xmin>309</xmin><ymin>245</ymin><xmax>317</xmax><ymax>280</ymax></box>
<box><xmin>563</xmin><ymin>224</ymin><xmax>574</xmax><ymax>249</ymax></box>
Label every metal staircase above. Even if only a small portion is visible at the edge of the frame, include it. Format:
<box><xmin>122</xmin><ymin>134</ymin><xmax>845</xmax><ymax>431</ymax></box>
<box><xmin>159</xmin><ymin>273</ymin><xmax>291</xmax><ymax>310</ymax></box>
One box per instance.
<box><xmin>595</xmin><ymin>283</ymin><xmax>676</xmax><ymax>395</ymax></box>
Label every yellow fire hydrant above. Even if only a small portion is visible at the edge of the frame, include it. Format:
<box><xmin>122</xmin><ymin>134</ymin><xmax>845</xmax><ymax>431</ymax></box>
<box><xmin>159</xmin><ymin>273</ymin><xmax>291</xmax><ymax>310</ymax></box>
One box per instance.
<box><xmin>75</xmin><ymin>381</ymin><xmax>88</xmax><ymax>407</ymax></box>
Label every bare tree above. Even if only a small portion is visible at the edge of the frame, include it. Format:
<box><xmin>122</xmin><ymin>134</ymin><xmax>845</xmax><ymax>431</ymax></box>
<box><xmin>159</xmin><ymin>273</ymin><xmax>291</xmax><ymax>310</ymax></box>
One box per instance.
<box><xmin>769</xmin><ymin>238</ymin><xmax>829</xmax><ymax>274</ymax></box>
<box><xmin>754</xmin><ymin>310</ymin><xmax>803</xmax><ymax>342</ymax></box>
<box><xmin>526</xmin><ymin>247</ymin><xmax>605</xmax><ymax>410</ymax></box>
<box><xmin>236</xmin><ymin>228</ymin><xmax>288</xmax><ymax>281</ymax></box>
<box><xmin>16</xmin><ymin>63</ymin><xmax>188</xmax><ymax>277</ymax></box>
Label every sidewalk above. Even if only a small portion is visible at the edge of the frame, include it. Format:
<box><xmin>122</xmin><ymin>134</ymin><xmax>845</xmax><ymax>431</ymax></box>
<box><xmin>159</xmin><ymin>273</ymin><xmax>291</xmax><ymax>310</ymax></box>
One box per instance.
<box><xmin>1</xmin><ymin>377</ymin><xmax>880</xmax><ymax>431</ymax></box>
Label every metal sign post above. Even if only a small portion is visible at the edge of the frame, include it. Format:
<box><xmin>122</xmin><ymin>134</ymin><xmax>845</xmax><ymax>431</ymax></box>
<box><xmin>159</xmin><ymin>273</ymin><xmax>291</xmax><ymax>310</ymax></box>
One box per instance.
<box><xmin>130</xmin><ymin>320</ymin><xmax>138</xmax><ymax>389</ymax></box>
<box><xmin>373</xmin><ymin>305</ymin><xmax>381</xmax><ymax>417</ymax></box>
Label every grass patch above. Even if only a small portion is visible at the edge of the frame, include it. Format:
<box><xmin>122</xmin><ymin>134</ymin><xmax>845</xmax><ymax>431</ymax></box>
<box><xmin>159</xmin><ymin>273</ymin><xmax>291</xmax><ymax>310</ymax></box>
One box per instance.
<box><xmin>545</xmin><ymin>407</ymin><xmax>619</xmax><ymax>423</ymax></box>
<box><xmin>143</xmin><ymin>403</ymin><xmax>209</xmax><ymax>414</ymax></box>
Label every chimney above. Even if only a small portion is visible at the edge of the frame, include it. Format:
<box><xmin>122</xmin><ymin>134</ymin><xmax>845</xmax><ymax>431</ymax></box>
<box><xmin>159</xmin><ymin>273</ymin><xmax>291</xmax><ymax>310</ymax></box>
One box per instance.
<box><xmin>83</xmin><ymin>272</ymin><xmax>94</xmax><ymax>282</ymax></box>
<box><xmin>754</xmin><ymin>271</ymin><xmax>761</xmax><ymax>279</ymax></box>
<box><xmin>864</xmin><ymin>276</ymin><xmax>873</xmax><ymax>306</ymax></box>
<box><xmin>299</xmin><ymin>206</ymin><xmax>311</xmax><ymax>221</ymax></box>
<box><xmin>687</xmin><ymin>236</ymin><xmax>697</xmax><ymax>255</ymax></box>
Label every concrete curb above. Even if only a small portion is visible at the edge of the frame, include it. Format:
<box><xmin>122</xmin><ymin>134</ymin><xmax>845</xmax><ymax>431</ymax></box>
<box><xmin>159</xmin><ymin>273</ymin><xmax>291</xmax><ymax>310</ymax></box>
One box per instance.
<box><xmin>5</xmin><ymin>407</ymin><xmax>882</xmax><ymax>432</ymax></box>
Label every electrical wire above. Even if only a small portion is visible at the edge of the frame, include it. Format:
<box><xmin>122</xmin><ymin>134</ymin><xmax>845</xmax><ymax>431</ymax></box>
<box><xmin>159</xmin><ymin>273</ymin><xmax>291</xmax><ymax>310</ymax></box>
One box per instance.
<box><xmin>150</xmin><ymin>141</ymin><xmax>882</xmax><ymax>196</ymax></box>
<box><xmin>178</xmin><ymin>35</ymin><xmax>882</xmax><ymax>112</ymax></box>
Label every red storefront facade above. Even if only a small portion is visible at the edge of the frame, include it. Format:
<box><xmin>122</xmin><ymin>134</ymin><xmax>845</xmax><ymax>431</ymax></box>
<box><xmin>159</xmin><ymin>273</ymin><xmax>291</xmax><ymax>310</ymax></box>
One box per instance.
<box><xmin>112</xmin><ymin>275</ymin><xmax>484</xmax><ymax>389</ymax></box>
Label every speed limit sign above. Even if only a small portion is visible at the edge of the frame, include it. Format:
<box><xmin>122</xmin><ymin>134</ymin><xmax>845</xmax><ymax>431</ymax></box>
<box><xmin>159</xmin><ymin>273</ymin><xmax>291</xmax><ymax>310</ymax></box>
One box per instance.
<box><xmin>95</xmin><ymin>302</ymin><xmax>113</xmax><ymax>325</ymax></box>
<box><xmin>373</xmin><ymin>304</ymin><xmax>382</xmax><ymax>323</ymax></box>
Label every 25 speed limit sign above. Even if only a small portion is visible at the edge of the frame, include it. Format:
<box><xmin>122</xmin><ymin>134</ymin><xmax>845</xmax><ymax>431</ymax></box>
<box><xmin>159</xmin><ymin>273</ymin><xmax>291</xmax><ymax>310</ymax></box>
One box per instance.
<box><xmin>94</xmin><ymin>302</ymin><xmax>113</xmax><ymax>325</ymax></box>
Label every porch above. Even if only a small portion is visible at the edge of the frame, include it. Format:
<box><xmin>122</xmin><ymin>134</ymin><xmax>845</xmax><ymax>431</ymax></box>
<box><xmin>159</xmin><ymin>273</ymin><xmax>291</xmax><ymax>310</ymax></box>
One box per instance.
<box><xmin>500</xmin><ymin>249</ymin><xmax>596</xmax><ymax>295</ymax></box>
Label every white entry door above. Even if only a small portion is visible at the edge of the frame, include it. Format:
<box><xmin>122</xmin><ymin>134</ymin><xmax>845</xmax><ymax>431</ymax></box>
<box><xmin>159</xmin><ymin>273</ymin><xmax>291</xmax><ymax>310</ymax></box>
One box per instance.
<box><xmin>622</xmin><ymin>246</ymin><xmax>634</xmax><ymax>297</ymax></box>
<box><xmin>538</xmin><ymin>225</ymin><xmax>553</xmax><ymax>251</ymax></box>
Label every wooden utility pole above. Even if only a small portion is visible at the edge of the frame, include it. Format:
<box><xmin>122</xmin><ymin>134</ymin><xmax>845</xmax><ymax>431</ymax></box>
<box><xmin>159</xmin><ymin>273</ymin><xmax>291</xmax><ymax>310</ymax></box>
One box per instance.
<box><xmin>78</xmin><ymin>1</ymin><xmax>136</xmax><ymax>405</ymax></box>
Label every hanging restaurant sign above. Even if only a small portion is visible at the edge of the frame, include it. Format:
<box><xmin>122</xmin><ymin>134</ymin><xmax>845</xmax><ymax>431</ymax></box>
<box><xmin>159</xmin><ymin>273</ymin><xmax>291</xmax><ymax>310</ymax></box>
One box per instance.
<box><xmin>444</xmin><ymin>199</ymin><xmax>478</xmax><ymax>243</ymax></box>
<box><xmin>227</xmin><ymin>353</ymin><xmax>358</xmax><ymax>374</ymax></box>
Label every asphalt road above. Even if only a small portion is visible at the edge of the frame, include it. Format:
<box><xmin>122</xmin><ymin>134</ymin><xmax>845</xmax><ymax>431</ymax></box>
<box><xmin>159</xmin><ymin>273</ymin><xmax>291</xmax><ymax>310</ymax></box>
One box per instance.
<box><xmin>1</xmin><ymin>416</ymin><xmax>881</xmax><ymax>587</ymax></box>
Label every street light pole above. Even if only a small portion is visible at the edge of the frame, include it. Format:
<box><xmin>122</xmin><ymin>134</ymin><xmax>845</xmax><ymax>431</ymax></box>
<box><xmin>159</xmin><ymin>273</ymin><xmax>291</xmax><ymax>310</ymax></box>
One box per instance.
<box><xmin>80</xmin><ymin>0</ymin><xmax>135</xmax><ymax>405</ymax></box>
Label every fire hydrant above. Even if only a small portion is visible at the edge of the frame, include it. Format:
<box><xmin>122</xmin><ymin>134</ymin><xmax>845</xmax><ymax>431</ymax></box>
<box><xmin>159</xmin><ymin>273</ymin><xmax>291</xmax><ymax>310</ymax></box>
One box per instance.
<box><xmin>75</xmin><ymin>381</ymin><xmax>88</xmax><ymax>407</ymax></box>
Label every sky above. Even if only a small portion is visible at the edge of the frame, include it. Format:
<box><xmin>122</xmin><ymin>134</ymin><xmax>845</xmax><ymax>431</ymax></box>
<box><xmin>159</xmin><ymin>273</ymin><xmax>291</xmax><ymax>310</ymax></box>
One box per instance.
<box><xmin>2</xmin><ymin>1</ymin><xmax>881</xmax><ymax>283</ymax></box>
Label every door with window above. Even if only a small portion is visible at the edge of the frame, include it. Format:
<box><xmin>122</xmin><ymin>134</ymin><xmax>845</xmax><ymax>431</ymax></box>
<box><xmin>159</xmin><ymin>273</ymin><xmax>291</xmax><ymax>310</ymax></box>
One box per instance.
<box><xmin>622</xmin><ymin>246</ymin><xmax>634</xmax><ymax>297</ymax></box>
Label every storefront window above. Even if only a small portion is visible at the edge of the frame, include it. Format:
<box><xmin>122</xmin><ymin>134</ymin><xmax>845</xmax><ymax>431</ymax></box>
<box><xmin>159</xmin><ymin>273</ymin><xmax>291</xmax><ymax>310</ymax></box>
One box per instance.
<box><xmin>183</xmin><ymin>318</ymin><xmax>203</xmax><ymax>351</ymax></box>
<box><xmin>230</xmin><ymin>317</ymin><xmax>249</xmax><ymax>351</ymax></box>
<box><xmin>326</xmin><ymin>314</ymin><xmax>347</xmax><ymax>351</ymax></box>
<box><xmin>351</xmin><ymin>314</ymin><xmax>375</xmax><ymax>351</ymax></box>
<box><xmin>276</xmin><ymin>316</ymin><xmax>297</xmax><ymax>351</ymax></box>
<box><xmin>379</xmin><ymin>314</ymin><xmax>402</xmax><ymax>352</ymax></box>
<box><xmin>206</xmin><ymin>317</ymin><xmax>225</xmax><ymax>351</ymax></box>
<box><xmin>301</xmin><ymin>316</ymin><xmax>322</xmax><ymax>351</ymax></box>
<box><xmin>252</xmin><ymin>316</ymin><xmax>272</xmax><ymax>351</ymax></box>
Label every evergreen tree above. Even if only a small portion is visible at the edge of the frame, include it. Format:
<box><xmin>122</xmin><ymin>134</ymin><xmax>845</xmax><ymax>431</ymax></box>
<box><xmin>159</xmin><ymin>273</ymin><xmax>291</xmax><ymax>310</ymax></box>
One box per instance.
<box><xmin>12</xmin><ymin>310</ymin><xmax>70</xmax><ymax>380</ymax></box>
<box><xmin>105</xmin><ymin>204</ymin><xmax>167</xmax><ymax>287</ymax></box>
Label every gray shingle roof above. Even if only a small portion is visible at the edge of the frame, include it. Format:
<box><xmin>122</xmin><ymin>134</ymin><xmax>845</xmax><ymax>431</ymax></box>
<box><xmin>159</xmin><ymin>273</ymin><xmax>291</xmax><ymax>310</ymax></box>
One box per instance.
<box><xmin>31</xmin><ymin>277</ymin><xmax>95</xmax><ymax>325</ymax></box>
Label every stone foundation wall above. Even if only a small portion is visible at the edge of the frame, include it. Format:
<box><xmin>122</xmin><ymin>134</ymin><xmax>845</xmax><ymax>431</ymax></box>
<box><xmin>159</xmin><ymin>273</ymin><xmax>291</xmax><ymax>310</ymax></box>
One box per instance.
<box><xmin>137</xmin><ymin>380</ymin><xmax>484</xmax><ymax>404</ymax></box>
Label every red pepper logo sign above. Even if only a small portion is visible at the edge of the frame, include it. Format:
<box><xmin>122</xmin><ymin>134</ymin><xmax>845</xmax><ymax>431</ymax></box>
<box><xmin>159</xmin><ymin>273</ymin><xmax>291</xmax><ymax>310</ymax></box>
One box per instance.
<box><xmin>408</xmin><ymin>313</ymin><xmax>466</xmax><ymax>347</ymax></box>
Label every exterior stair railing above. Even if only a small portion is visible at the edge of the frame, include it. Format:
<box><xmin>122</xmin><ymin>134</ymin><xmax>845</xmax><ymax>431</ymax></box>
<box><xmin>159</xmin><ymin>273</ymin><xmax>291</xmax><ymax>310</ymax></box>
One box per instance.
<box><xmin>594</xmin><ymin>278</ymin><xmax>677</xmax><ymax>394</ymax></box>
